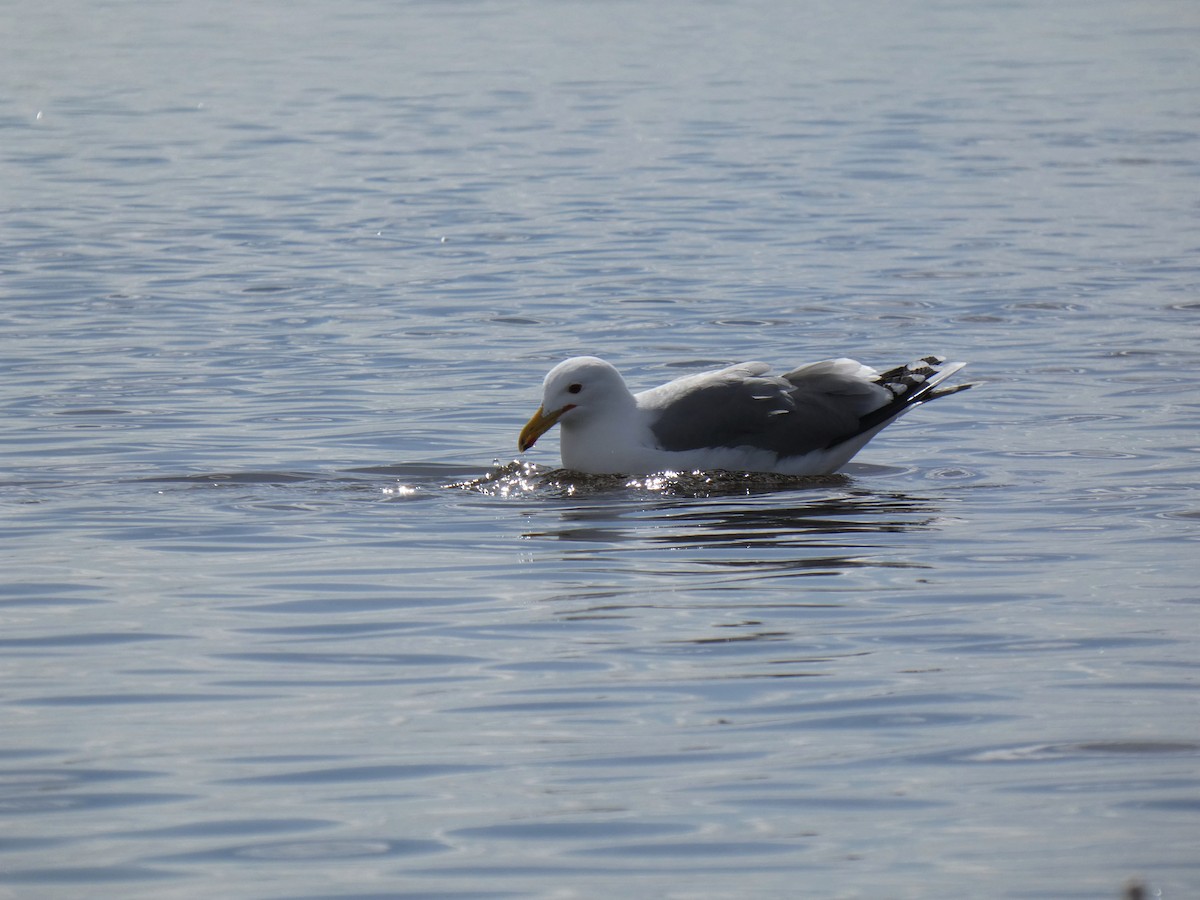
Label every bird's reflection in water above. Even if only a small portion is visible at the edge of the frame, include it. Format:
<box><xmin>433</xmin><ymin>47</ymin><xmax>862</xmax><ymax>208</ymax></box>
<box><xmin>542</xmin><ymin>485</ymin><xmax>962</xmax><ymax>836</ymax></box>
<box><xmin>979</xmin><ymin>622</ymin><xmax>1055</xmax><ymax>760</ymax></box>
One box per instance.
<box><xmin>466</xmin><ymin>463</ymin><xmax>959</xmax><ymax>663</ymax></box>
<box><xmin>464</xmin><ymin>463</ymin><xmax>958</xmax><ymax>615</ymax></box>
<box><xmin>491</xmin><ymin>468</ymin><xmax>946</xmax><ymax>552</ymax></box>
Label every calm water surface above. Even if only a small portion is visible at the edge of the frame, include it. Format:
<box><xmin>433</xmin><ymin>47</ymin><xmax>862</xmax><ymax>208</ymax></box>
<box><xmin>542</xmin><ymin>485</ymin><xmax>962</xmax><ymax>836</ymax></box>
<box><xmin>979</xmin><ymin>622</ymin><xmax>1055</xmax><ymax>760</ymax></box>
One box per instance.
<box><xmin>2</xmin><ymin>0</ymin><xmax>1198</xmax><ymax>897</ymax></box>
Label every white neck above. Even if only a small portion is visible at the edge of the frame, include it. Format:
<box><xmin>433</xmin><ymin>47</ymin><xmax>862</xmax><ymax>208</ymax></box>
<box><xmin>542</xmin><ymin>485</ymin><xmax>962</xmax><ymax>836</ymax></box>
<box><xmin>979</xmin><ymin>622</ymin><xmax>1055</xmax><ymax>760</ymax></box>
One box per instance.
<box><xmin>558</xmin><ymin>392</ymin><xmax>646</xmax><ymax>473</ymax></box>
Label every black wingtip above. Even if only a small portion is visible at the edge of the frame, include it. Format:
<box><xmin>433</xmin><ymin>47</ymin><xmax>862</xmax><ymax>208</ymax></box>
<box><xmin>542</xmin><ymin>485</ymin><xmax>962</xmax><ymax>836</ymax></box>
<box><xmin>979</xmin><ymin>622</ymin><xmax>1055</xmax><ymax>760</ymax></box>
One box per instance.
<box><xmin>847</xmin><ymin>357</ymin><xmax>972</xmax><ymax>441</ymax></box>
<box><xmin>927</xmin><ymin>380</ymin><xmax>976</xmax><ymax>399</ymax></box>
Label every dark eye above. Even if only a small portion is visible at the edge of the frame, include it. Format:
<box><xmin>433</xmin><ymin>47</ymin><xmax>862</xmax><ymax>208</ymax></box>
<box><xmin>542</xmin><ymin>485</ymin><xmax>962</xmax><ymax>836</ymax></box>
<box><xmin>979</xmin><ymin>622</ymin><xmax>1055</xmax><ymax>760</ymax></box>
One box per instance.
<box><xmin>567</xmin><ymin>383</ymin><xmax>582</xmax><ymax>394</ymax></box>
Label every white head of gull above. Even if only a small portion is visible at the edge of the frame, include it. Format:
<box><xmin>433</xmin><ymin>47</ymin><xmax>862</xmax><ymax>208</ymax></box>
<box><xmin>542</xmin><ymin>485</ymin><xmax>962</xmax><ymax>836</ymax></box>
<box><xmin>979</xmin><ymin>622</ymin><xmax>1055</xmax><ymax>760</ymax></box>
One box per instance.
<box><xmin>518</xmin><ymin>354</ymin><xmax>972</xmax><ymax>476</ymax></box>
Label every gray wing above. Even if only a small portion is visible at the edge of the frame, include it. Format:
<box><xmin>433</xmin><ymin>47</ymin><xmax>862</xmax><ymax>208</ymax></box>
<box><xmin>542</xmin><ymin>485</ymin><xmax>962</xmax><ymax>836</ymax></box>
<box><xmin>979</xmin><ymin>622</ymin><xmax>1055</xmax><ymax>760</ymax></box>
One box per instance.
<box><xmin>646</xmin><ymin>362</ymin><xmax>890</xmax><ymax>457</ymax></box>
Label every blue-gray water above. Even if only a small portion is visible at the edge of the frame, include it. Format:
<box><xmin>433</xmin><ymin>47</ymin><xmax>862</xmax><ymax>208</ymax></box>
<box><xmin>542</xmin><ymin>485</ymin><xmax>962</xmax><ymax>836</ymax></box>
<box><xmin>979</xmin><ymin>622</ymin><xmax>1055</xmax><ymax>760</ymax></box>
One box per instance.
<box><xmin>2</xmin><ymin>1</ymin><xmax>1198</xmax><ymax>897</ymax></box>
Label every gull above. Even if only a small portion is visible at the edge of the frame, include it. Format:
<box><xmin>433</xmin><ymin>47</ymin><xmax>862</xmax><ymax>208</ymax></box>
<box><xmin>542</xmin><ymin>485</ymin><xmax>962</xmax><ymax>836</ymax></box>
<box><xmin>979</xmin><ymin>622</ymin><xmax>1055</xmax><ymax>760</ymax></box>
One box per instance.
<box><xmin>518</xmin><ymin>354</ymin><xmax>972</xmax><ymax>475</ymax></box>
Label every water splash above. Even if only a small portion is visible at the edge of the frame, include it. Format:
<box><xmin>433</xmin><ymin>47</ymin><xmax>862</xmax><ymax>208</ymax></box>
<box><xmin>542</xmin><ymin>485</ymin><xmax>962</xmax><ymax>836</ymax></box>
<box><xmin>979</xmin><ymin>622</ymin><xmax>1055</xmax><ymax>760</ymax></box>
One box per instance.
<box><xmin>448</xmin><ymin>460</ymin><xmax>849</xmax><ymax>498</ymax></box>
